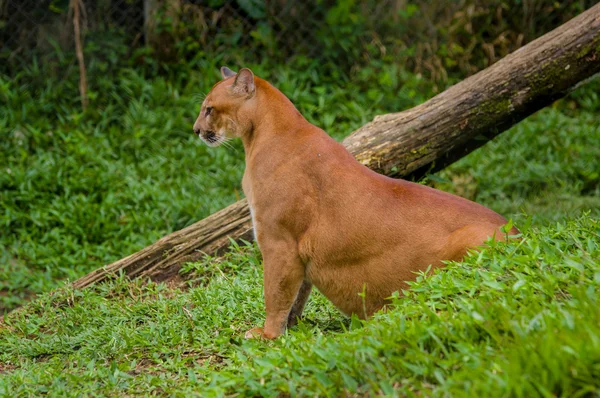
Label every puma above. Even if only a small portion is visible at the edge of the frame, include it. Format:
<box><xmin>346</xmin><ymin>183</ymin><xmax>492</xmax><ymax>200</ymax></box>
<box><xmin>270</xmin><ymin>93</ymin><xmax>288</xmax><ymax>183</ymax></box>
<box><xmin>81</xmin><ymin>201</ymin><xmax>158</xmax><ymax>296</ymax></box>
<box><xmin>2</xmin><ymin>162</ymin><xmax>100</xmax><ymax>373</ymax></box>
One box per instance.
<box><xmin>193</xmin><ymin>67</ymin><xmax>519</xmax><ymax>339</ymax></box>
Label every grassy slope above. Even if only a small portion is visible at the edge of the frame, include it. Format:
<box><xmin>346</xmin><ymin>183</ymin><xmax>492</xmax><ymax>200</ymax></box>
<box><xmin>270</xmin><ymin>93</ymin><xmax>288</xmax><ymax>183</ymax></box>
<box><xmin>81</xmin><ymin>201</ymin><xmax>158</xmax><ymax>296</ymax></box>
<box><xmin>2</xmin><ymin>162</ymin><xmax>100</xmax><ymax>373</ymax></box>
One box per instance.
<box><xmin>1</xmin><ymin>218</ymin><xmax>598</xmax><ymax>396</ymax></box>
<box><xmin>1</xmin><ymin>60</ymin><xmax>599</xmax><ymax>395</ymax></box>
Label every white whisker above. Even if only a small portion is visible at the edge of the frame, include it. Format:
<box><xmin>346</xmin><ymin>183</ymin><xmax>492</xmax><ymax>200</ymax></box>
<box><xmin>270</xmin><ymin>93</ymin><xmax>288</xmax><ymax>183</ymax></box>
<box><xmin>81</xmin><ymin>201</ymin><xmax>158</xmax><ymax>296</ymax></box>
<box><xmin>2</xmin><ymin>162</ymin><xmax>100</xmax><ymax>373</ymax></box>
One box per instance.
<box><xmin>219</xmin><ymin>137</ymin><xmax>237</xmax><ymax>152</ymax></box>
<box><xmin>192</xmin><ymin>92</ymin><xmax>207</xmax><ymax>103</ymax></box>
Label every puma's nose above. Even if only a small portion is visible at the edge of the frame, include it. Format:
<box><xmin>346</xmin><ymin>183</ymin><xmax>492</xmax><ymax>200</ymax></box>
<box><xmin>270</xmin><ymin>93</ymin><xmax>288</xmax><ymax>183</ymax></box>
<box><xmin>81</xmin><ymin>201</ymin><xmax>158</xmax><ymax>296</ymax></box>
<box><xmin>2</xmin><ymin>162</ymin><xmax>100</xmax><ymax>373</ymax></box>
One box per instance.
<box><xmin>193</xmin><ymin>118</ymin><xmax>202</xmax><ymax>135</ymax></box>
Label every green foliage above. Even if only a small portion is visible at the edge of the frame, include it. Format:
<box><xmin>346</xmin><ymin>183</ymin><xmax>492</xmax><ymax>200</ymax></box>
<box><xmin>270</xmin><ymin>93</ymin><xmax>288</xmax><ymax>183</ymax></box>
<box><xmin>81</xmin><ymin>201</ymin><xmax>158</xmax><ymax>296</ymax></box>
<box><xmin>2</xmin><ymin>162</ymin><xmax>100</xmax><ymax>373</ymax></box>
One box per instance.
<box><xmin>6</xmin><ymin>1</ymin><xmax>593</xmax><ymax>84</ymax></box>
<box><xmin>140</xmin><ymin>0</ymin><xmax>597</xmax><ymax>83</ymax></box>
<box><xmin>1</xmin><ymin>217</ymin><xmax>599</xmax><ymax>396</ymax></box>
<box><xmin>432</xmin><ymin>105</ymin><xmax>600</xmax><ymax>224</ymax></box>
<box><xmin>0</xmin><ymin>54</ymin><xmax>436</xmax><ymax>311</ymax></box>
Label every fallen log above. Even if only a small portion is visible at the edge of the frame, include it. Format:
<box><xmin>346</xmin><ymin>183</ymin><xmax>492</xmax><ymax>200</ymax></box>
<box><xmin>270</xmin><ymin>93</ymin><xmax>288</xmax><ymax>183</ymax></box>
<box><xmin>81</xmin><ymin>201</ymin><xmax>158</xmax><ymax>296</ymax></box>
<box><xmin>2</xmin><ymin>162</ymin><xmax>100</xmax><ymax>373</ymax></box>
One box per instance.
<box><xmin>73</xmin><ymin>3</ymin><xmax>600</xmax><ymax>289</ymax></box>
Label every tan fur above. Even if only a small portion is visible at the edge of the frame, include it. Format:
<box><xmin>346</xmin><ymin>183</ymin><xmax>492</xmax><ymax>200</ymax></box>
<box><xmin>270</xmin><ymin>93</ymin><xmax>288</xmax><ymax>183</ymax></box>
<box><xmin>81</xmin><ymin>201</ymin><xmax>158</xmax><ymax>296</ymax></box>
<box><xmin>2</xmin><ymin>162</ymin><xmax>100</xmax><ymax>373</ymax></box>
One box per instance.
<box><xmin>193</xmin><ymin>67</ymin><xmax>519</xmax><ymax>339</ymax></box>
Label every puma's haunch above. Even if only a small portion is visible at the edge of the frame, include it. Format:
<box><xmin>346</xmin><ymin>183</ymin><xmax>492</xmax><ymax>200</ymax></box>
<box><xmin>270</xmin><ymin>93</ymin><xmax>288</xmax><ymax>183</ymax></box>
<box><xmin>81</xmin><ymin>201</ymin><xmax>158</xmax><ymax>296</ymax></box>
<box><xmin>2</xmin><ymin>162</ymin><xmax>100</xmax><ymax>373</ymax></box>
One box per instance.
<box><xmin>193</xmin><ymin>67</ymin><xmax>519</xmax><ymax>339</ymax></box>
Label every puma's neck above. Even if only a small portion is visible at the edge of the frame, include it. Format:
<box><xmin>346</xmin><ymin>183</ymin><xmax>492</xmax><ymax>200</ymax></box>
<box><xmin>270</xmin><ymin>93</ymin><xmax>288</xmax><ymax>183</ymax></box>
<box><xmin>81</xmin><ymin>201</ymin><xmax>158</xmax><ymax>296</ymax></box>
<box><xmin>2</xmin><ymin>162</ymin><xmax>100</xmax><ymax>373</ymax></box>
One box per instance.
<box><xmin>241</xmin><ymin>78</ymin><xmax>307</xmax><ymax>157</ymax></box>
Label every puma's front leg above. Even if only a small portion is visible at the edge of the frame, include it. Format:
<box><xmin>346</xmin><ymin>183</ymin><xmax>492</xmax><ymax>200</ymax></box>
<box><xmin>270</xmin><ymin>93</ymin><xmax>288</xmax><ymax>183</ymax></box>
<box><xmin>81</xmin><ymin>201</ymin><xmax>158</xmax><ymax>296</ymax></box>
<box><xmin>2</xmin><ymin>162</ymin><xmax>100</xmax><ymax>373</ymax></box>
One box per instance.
<box><xmin>245</xmin><ymin>239</ymin><xmax>305</xmax><ymax>340</ymax></box>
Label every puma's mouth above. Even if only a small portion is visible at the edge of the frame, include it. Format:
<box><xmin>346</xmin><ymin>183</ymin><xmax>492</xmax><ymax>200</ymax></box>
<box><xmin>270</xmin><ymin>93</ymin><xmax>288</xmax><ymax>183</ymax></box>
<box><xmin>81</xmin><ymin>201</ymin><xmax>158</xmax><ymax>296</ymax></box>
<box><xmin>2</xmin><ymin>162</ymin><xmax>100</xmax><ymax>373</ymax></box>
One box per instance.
<box><xmin>200</xmin><ymin>130</ymin><xmax>223</xmax><ymax>147</ymax></box>
<box><xmin>205</xmin><ymin>130</ymin><xmax>218</xmax><ymax>143</ymax></box>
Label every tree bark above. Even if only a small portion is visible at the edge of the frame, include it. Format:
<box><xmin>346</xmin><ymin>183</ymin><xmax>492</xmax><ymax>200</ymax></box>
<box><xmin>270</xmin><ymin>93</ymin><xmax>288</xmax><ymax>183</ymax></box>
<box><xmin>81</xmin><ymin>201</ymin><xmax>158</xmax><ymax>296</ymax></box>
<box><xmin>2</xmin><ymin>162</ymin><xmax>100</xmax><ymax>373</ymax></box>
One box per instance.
<box><xmin>72</xmin><ymin>3</ymin><xmax>600</xmax><ymax>289</ymax></box>
<box><xmin>71</xmin><ymin>0</ymin><xmax>88</xmax><ymax>110</ymax></box>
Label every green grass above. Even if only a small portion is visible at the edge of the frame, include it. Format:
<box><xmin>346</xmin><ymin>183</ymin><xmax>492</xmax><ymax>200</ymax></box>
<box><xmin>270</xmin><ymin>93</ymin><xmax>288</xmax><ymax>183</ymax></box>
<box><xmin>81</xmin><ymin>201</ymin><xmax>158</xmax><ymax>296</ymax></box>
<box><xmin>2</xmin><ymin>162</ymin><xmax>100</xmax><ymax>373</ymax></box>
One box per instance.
<box><xmin>1</xmin><ymin>56</ymin><xmax>599</xmax><ymax>395</ymax></box>
<box><xmin>1</xmin><ymin>217</ymin><xmax>599</xmax><ymax>396</ymax></box>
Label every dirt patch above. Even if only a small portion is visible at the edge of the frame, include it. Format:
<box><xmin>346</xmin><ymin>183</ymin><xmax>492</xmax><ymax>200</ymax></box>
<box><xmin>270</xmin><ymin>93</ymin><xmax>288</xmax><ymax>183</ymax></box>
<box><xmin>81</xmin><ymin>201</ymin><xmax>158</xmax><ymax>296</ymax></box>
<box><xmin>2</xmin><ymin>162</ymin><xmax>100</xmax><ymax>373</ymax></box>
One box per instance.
<box><xmin>0</xmin><ymin>361</ymin><xmax>17</xmax><ymax>374</ymax></box>
<box><xmin>165</xmin><ymin>275</ymin><xmax>186</xmax><ymax>290</ymax></box>
<box><xmin>127</xmin><ymin>357</ymin><xmax>163</xmax><ymax>377</ymax></box>
<box><xmin>180</xmin><ymin>349</ymin><xmax>226</xmax><ymax>368</ymax></box>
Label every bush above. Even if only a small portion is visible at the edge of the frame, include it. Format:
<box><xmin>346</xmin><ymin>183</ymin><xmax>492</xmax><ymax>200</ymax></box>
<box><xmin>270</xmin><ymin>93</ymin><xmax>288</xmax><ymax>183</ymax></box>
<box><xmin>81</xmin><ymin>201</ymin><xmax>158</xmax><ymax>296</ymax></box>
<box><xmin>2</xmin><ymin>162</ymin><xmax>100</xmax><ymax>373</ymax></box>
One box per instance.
<box><xmin>2</xmin><ymin>0</ymin><xmax>597</xmax><ymax>83</ymax></box>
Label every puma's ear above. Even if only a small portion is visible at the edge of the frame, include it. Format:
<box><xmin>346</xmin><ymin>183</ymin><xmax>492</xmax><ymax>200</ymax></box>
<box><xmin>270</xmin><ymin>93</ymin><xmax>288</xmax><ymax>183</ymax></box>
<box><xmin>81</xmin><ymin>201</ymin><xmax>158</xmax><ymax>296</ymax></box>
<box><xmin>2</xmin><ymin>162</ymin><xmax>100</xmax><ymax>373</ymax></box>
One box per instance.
<box><xmin>231</xmin><ymin>68</ymin><xmax>255</xmax><ymax>97</ymax></box>
<box><xmin>220</xmin><ymin>66</ymin><xmax>236</xmax><ymax>79</ymax></box>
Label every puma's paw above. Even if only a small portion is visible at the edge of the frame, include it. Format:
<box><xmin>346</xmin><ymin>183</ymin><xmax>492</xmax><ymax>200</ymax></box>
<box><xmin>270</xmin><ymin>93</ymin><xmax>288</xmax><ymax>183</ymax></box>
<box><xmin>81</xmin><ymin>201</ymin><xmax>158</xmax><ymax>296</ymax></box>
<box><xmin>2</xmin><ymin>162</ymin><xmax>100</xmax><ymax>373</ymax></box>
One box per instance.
<box><xmin>244</xmin><ymin>327</ymin><xmax>265</xmax><ymax>339</ymax></box>
<box><xmin>244</xmin><ymin>327</ymin><xmax>279</xmax><ymax>339</ymax></box>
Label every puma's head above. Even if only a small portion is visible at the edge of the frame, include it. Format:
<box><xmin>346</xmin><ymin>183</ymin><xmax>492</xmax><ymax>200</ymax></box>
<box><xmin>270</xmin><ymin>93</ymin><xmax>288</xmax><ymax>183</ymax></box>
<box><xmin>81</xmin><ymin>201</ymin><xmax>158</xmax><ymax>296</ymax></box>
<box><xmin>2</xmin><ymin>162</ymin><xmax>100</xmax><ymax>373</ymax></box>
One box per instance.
<box><xmin>193</xmin><ymin>66</ymin><xmax>256</xmax><ymax>147</ymax></box>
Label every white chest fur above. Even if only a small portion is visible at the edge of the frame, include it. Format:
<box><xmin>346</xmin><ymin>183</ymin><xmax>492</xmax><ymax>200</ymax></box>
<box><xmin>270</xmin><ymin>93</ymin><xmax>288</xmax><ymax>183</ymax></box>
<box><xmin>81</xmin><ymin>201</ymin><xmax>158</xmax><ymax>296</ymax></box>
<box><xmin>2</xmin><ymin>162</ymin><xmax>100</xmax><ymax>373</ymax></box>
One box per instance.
<box><xmin>248</xmin><ymin>202</ymin><xmax>257</xmax><ymax>239</ymax></box>
<box><xmin>242</xmin><ymin>173</ymin><xmax>258</xmax><ymax>239</ymax></box>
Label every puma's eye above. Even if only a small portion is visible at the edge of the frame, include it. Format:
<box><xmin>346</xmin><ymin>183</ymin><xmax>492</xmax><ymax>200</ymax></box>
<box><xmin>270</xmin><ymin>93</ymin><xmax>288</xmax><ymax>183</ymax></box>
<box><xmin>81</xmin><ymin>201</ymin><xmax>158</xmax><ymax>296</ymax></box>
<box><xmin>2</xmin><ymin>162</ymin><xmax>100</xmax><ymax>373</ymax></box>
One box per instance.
<box><xmin>205</xmin><ymin>107</ymin><xmax>213</xmax><ymax>116</ymax></box>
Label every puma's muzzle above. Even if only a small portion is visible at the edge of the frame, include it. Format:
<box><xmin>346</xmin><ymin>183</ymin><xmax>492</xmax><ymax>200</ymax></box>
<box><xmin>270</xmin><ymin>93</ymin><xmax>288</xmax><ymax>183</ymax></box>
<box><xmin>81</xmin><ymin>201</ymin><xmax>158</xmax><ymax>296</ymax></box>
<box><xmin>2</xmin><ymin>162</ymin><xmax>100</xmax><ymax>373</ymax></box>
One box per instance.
<box><xmin>195</xmin><ymin>128</ymin><xmax>223</xmax><ymax>147</ymax></box>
